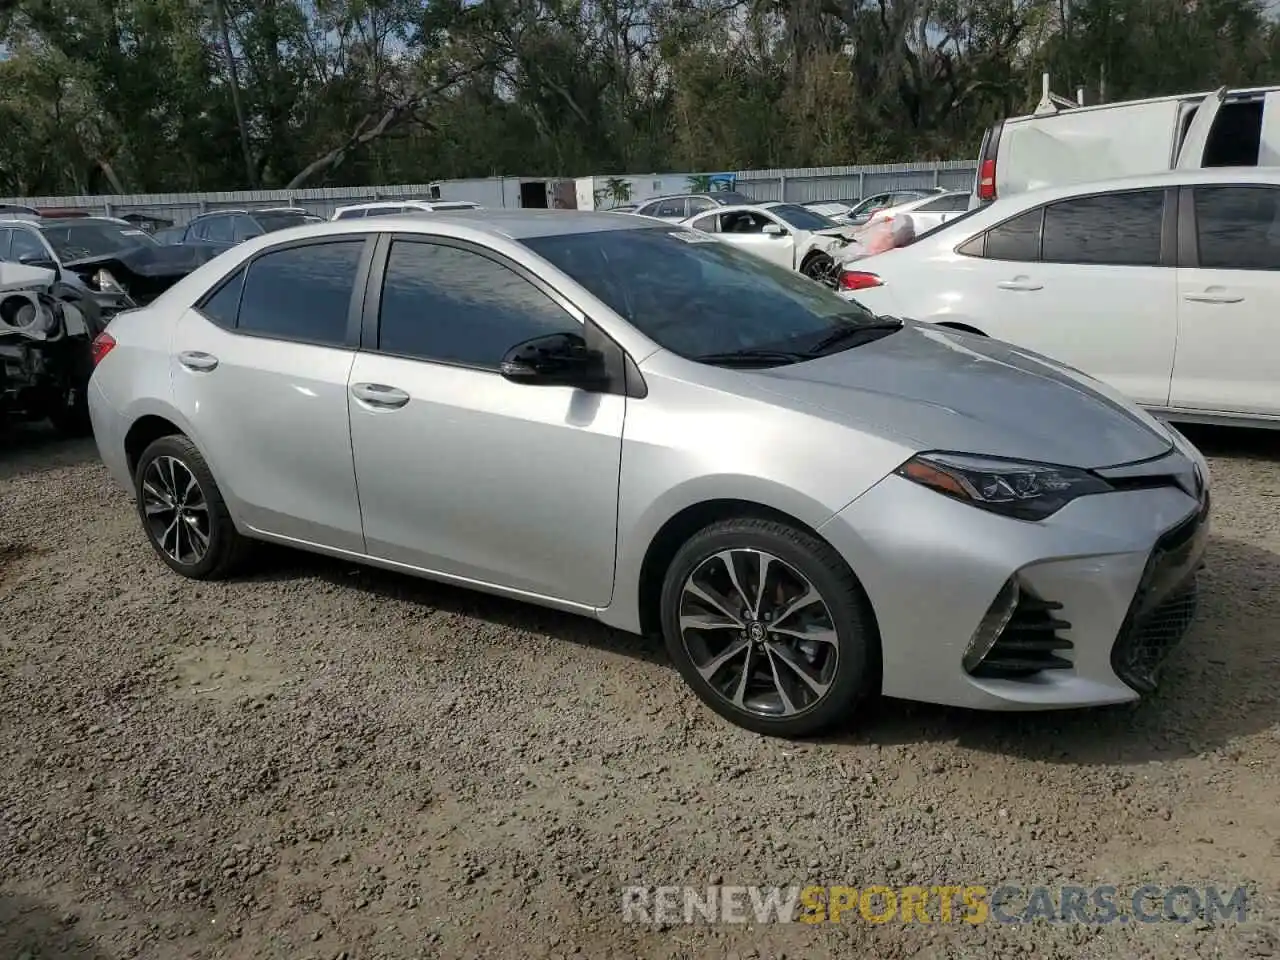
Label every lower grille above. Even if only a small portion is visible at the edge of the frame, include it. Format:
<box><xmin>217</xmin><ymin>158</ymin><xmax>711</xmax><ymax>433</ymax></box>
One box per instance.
<box><xmin>969</xmin><ymin>589</ymin><xmax>1074</xmax><ymax>679</ymax></box>
<box><xmin>1110</xmin><ymin>494</ymin><xmax>1210</xmax><ymax>693</ymax></box>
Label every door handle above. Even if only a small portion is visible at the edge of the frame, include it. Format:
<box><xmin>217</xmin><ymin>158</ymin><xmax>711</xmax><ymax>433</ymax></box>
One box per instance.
<box><xmin>178</xmin><ymin>351</ymin><xmax>218</xmax><ymax>372</ymax></box>
<box><xmin>1183</xmin><ymin>290</ymin><xmax>1243</xmax><ymax>304</ymax></box>
<box><xmin>351</xmin><ymin>382</ymin><xmax>410</xmax><ymax>409</ymax></box>
<box><xmin>997</xmin><ymin>277</ymin><xmax>1043</xmax><ymax>291</ymax></box>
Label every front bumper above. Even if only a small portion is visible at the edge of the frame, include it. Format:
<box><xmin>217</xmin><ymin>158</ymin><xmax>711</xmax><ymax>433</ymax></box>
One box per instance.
<box><xmin>818</xmin><ymin>468</ymin><xmax>1209</xmax><ymax>710</ymax></box>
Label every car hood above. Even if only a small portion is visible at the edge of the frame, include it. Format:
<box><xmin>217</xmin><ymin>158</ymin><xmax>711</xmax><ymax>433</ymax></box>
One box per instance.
<box><xmin>745</xmin><ymin>321</ymin><xmax>1173</xmax><ymax>469</ymax></box>
<box><xmin>62</xmin><ymin>243</ymin><xmax>218</xmax><ymax>277</ymax></box>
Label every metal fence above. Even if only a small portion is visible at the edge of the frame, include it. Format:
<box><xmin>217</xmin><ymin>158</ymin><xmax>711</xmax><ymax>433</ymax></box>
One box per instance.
<box><xmin>0</xmin><ymin>160</ymin><xmax>978</xmax><ymax>225</ymax></box>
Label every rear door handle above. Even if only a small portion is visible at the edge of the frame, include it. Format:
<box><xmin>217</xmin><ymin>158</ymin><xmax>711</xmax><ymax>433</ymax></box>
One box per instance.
<box><xmin>351</xmin><ymin>382</ymin><xmax>410</xmax><ymax>409</ymax></box>
<box><xmin>997</xmin><ymin>277</ymin><xmax>1043</xmax><ymax>291</ymax></box>
<box><xmin>1183</xmin><ymin>290</ymin><xmax>1243</xmax><ymax>303</ymax></box>
<box><xmin>178</xmin><ymin>351</ymin><xmax>219</xmax><ymax>372</ymax></box>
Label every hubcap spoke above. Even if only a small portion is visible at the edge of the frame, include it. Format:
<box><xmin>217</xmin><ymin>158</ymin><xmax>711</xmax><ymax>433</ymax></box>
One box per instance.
<box><xmin>768</xmin><ymin>626</ymin><xmax>839</xmax><ymax>647</ymax></box>
<box><xmin>680</xmin><ymin>612</ymin><xmax>741</xmax><ymax>632</ymax></box>
<box><xmin>683</xmin><ymin>581</ymin><xmax>744</xmax><ymax>627</ymax></box>
<box><xmin>766</xmin><ymin>641</ymin><xmax>832</xmax><ymax>697</ymax></box>
<box><xmin>752</xmin><ymin>553</ymin><xmax>773</xmax><ymax>620</ymax></box>
<box><xmin>713</xmin><ymin>550</ymin><xmax>752</xmax><ymax>615</ymax></box>
<box><xmin>696</xmin><ymin>639</ymin><xmax>749</xmax><ymax>682</ymax></box>
<box><xmin>731</xmin><ymin>644</ymin><xmax>755</xmax><ymax>708</ymax></box>
<box><xmin>771</xmin><ymin>585</ymin><xmax>823</xmax><ymax>629</ymax></box>
<box><xmin>761</xmin><ymin>645</ymin><xmax>799</xmax><ymax>714</ymax></box>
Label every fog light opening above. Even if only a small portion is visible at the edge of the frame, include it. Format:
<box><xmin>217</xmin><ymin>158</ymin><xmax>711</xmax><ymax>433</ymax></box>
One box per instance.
<box><xmin>963</xmin><ymin>577</ymin><xmax>1020</xmax><ymax>674</ymax></box>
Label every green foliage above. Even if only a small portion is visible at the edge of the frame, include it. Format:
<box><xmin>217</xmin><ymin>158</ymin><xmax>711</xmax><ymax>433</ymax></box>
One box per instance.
<box><xmin>1</xmin><ymin>0</ymin><xmax>1277</xmax><ymax>195</ymax></box>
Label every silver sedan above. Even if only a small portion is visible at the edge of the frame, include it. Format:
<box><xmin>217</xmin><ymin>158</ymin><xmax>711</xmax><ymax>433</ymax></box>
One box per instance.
<box><xmin>86</xmin><ymin>211</ymin><xmax>1211</xmax><ymax>737</ymax></box>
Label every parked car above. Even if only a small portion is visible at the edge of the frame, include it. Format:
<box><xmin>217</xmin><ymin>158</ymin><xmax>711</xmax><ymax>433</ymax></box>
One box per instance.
<box><xmin>802</xmin><ymin>199</ymin><xmax>861</xmax><ymax>219</ymax></box>
<box><xmin>0</xmin><ymin>216</ymin><xmax>216</xmax><ymax>309</ymax></box>
<box><xmin>171</xmin><ymin>207</ymin><xmax>323</xmax><ymax>252</ymax></box>
<box><xmin>681</xmin><ymin>201</ymin><xmax>859</xmax><ymax>283</ymax></box>
<box><xmin>88</xmin><ymin>210</ymin><xmax>1210</xmax><ymax>738</ymax></box>
<box><xmin>0</xmin><ymin>203</ymin><xmax>40</xmax><ymax>219</ymax></box>
<box><xmin>331</xmin><ymin>200</ymin><xmax>483</xmax><ymax>220</ymax></box>
<box><xmin>835</xmin><ymin>167</ymin><xmax>1280</xmax><ymax>427</ymax></box>
<box><xmin>604</xmin><ymin>204</ymin><xmax>638</xmax><ymax>214</ymax></box>
<box><xmin>857</xmin><ymin>190</ymin><xmax>972</xmax><ymax>234</ymax></box>
<box><xmin>843</xmin><ymin>188</ymin><xmax>949</xmax><ymax>226</ymax></box>
<box><xmin>973</xmin><ymin>78</ymin><xmax>1280</xmax><ymax>207</ymax></box>
<box><xmin>631</xmin><ymin>192</ymin><xmax>757</xmax><ymax>221</ymax></box>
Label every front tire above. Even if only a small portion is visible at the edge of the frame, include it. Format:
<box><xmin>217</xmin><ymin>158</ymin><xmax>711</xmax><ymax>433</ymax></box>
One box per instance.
<box><xmin>659</xmin><ymin>517</ymin><xmax>878</xmax><ymax>738</ymax></box>
<box><xmin>801</xmin><ymin>252</ymin><xmax>838</xmax><ymax>289</ymax></box>
<box><xmin>133</xmin><ymin>435</ymin><xmax>248</xmax><ymax>579</ymax></box>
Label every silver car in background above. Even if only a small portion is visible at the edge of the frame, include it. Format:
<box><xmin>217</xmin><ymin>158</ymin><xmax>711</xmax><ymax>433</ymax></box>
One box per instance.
<box><xmin>87</xmin><ymin>211</ymin><xmax>1211</xmax><ymax>737</ymax></box>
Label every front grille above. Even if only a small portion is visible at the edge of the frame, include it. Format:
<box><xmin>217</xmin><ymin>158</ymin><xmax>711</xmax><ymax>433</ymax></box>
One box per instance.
<box><xmin>1110</xmin><ymin>493</ymin><xmax>1210</xmax><ymax>693</ymax></box>
<box><xmin>969</xmin><ymin>589</ymin><xmax>1074</xmax><ymax>679</ymax></box>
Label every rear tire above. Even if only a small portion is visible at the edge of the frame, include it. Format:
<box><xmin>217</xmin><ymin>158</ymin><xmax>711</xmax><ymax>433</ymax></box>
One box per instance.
<box><xmin>133</xmin><ymin>435</ymin><xmax>249</xmax><ymax>579</ymax></box>
<box><xmin>659</xmin><ymin>517</ymin><xmax>878</xmax><ymax>738</ymax></box>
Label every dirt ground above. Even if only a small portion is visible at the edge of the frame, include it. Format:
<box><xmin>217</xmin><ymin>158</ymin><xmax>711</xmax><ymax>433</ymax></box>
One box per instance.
<box><xmin>1</xmin><ymin>422</ymin><xmax>1278</xmax><ymax>960</ymax></box>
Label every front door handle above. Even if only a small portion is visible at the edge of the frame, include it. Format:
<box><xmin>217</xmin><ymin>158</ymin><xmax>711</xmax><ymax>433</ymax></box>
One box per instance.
<box><xmin>997</xmin><ymin>277</ymin><xmax>1043</xmax><ymax>291</ymax></box>
<box><xmin>1183</xmin><ymin>289</ymin><xmax>1243</xmax><ymax>304</ymax></box>
<box><xmin>351</xmin><ymin>382</ymin><xmax>410</xmax><ymax>409</ymax></box>
<box><xmin>178</xmin><ymin>351</ymin><xmax>219</xmax><ymax>372</ymax></box>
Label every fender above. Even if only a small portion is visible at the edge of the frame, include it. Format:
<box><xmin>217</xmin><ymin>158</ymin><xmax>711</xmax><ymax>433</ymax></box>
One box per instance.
<box><xmin>598</xmin><ymin>472</ymin><xmax>855</xmax><ymax>634</ymax></box>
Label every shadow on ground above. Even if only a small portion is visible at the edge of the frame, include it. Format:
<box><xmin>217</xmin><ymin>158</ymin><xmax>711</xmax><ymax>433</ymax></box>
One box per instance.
<box><xmin>0</xmin><ymin>423</ymin><xmax>99</xmax><ymax>482</ymax></box>
<box><xmin>0</xmin><ymin>895</ymin><xmax>114</xmax><ymax>959</ymax></box>
<box><xmin>241</xmin><ymin>542</ymin><xmax>671</xmax><ymax>667</ymax></box>
<box><xmin>1179</xmin><ymin>422</ymin><xmax>1280</xmax><ymax>462</ymax></box>
<box><xmin>241</xmin><ymin>531</ymin><xmax>1279</xmax><ymax>768</ymax></box>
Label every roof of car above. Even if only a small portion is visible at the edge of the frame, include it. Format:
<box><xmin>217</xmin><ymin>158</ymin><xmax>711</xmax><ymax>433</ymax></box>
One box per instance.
<box><xmin>0</xmin><ymin>215</ymin><xmax>122</xmax><ymax>228</ymax></box>
<box><xmin>988</xmin><ymin>165</ymin><xmax>1280</xmax><ymax>210</ymax></box>
<box><xmin>257</xmin><ymin>209</ymin><xmax>663</xmax><ymax>243</ymax></box>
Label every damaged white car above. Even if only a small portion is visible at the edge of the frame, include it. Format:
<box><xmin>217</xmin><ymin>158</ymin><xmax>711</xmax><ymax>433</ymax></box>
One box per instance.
<box><xmin>0</xmin><ymin>261</ymin><xmax>111</xmax><ymax>434</ymax></box>
<box><xmin>680</xmin><ymin>202</ymin><xmax>860</xmax><ymax>286</ymax></box>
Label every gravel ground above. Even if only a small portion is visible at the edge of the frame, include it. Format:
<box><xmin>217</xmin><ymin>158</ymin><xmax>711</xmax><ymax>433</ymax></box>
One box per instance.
<box><xmin>1</xmin><ymin>423</ymin><xmax>1278</xmax><ymax>960</ymax></box>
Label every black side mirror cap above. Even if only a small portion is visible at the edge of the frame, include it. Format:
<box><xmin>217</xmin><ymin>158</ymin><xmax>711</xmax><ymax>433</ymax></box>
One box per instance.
<box><xmin>499</xmin><ymin>332</ymin><xmax>607</xmax><ymax>388</ymax></box>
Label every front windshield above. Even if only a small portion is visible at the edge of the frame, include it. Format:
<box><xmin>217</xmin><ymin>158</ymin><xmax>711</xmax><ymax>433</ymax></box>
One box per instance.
<box><xmin>522</xmin><ymin>226</ymin><xmax>881</xmax><ymax>361</ymax></box>
<box><xmin>770</xmin><ymin>204</ymin><xmax>839</xmax><ymax>231</ymax></box>
<box><xmin>39</xmin><ymin>222</ymin><xmax>158</xmax><ymax>260</ymax></box>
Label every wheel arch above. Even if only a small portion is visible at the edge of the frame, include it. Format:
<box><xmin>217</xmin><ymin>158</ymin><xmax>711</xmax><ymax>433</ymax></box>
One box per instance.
<box><xmin>119</xmin><ymin>401</ymin><xmax>242</xmax><ymax>526</ymax></box>
<box><xmin>632</xmin><ymin>497</ymin><xmax>860</xmax><ymax>639</ymax></box>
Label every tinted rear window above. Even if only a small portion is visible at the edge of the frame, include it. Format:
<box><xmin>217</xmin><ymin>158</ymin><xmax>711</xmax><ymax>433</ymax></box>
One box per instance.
<box><xmin>1041</xmin><ymin>190</ymin><xmax>1163</xmax><ymax>266</ymax></box>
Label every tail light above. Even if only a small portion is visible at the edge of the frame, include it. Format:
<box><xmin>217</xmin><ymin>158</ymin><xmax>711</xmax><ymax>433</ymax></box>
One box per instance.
<box><xmin>90</xmin><ymin>331</ymin><xmax>116</xmax><ymax>366</ymax></box>
<box><xmin>977</xmin><ymin>158</ymin><xmax>997</xmax><ymax>201</ymax></box>
<box><xmin>838</xmin><ymin>270</ymin><xmax>884</xmax><ymax>291</ymax></box>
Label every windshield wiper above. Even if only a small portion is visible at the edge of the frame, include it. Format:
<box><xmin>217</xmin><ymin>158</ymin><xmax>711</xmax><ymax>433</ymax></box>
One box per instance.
<box><xmin>694</xmin><ymin>348</ymin><xmax>813</xmax><ymax>368</ymax></box>
<box><xmin>804</xmin><ymin>317</ymin><xmax>904</xmax><ymax>357</ymax></box>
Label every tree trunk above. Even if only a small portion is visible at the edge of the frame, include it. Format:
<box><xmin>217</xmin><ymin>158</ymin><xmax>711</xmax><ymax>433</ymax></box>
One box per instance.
<box><xmin>213</xmin><ymin>0</ymin><xmax>259</xmax><ymax>188</ymax></box>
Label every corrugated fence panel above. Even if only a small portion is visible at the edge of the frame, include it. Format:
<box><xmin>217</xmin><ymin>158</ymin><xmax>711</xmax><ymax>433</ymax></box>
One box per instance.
<box><xmin>0</xmin><ymin>161</ymin><xmax>978</xmax><ymax>219</ymax></box>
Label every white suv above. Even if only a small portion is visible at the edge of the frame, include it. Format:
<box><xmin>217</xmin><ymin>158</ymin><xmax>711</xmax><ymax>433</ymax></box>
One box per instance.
<box><xmin>331</xmin><ymin>200</ymin><xmax>482</xmax><ymax>220</ymax></box>
<box><xmin>835</xmin><ymin>167</ymin><xmax>1280</xmax><ymax>427</ymax></box>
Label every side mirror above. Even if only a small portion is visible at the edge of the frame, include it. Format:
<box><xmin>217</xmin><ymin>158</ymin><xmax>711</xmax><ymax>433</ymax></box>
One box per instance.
<box><xmin>762</xmin><ymin>223</ymin><xmax>787</xmax><ymax>237</ymax></box>
<box><xmin>499</xmin><ymin>332</ymin><xmax>605</xmax><ymax>388</ymax></box>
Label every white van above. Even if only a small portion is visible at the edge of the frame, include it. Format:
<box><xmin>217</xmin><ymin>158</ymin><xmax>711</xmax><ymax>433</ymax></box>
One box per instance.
<box><xmin>973</xmin><ymin>81</ymin><xmax>1280</xmax><ymax>205</ymax></box>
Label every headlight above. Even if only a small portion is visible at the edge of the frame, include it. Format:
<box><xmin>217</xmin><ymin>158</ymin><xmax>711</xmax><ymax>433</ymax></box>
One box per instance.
<box><xmin>896</xmin><ymin>452</ymin><xmax>1112</xmax><ymax>521</ymax></box>
<box><xmin>93</xmin><ymin>268</ymin><xmax>125</xmax><ymax>294</ymax></box>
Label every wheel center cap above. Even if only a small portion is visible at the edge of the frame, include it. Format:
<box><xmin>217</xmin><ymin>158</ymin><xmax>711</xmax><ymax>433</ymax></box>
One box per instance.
<box><xmin>747</xmin><ymin>621</ymin><xmax>767</xmax><ymax>643</ymax></box>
